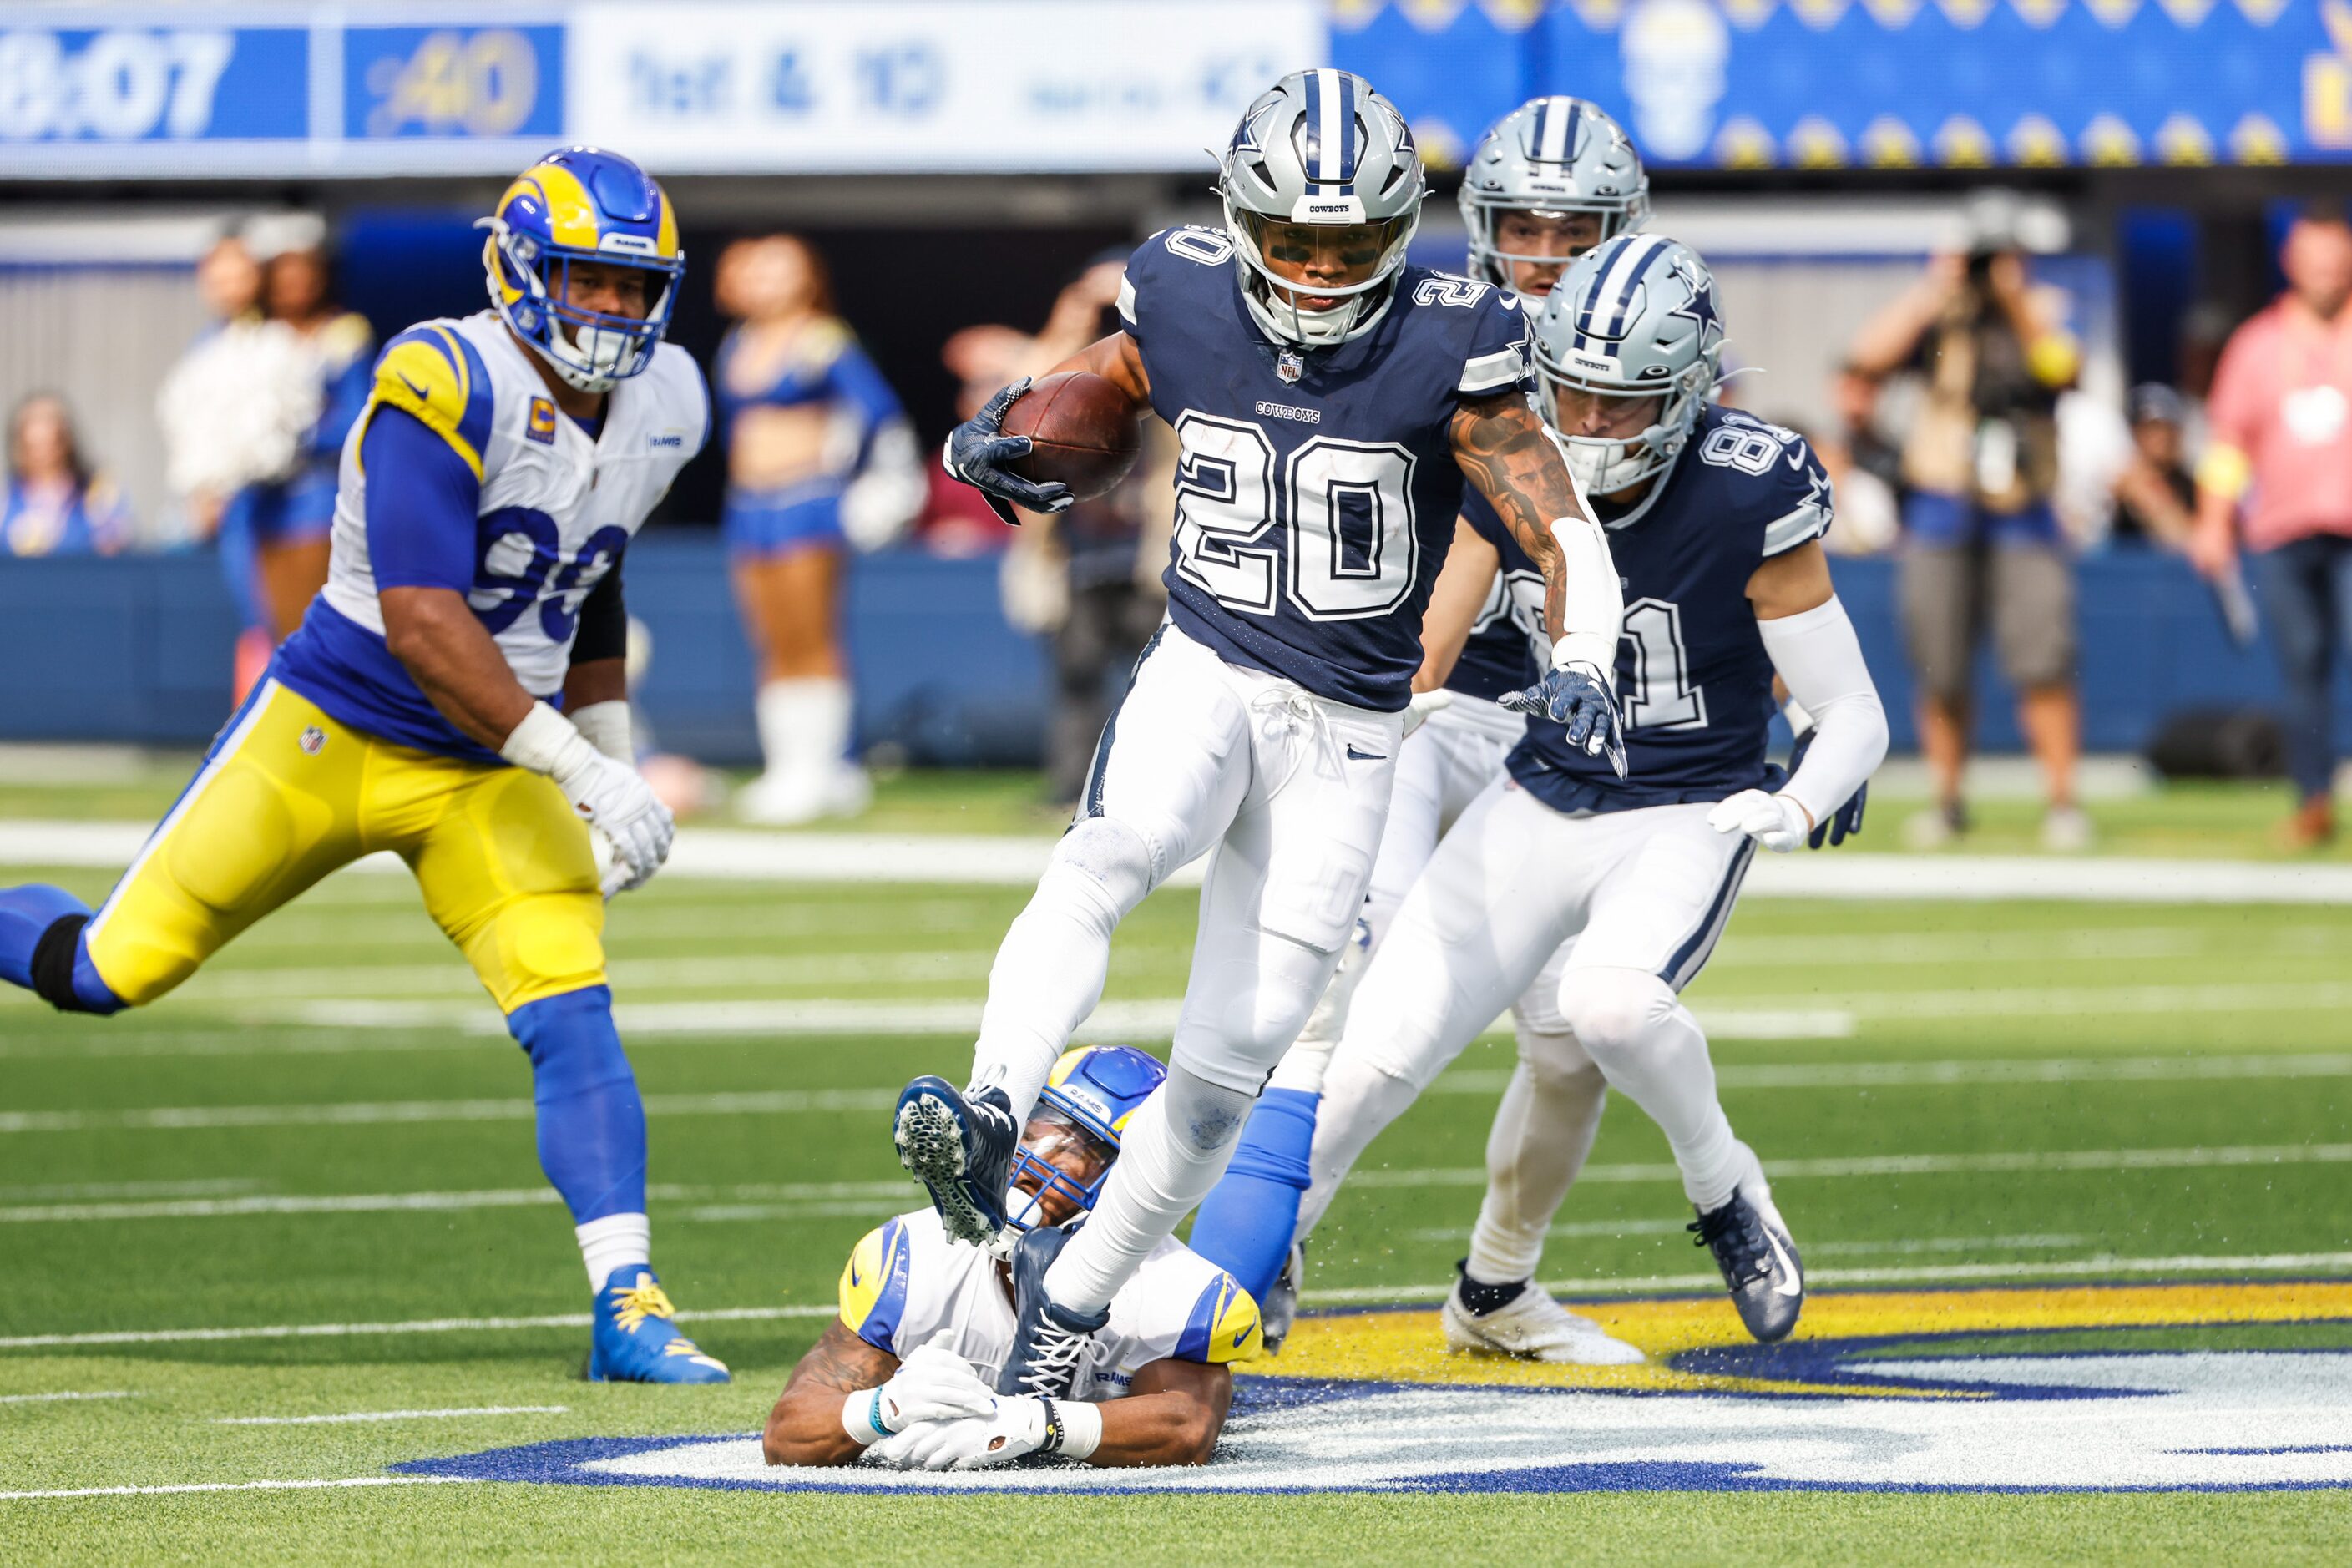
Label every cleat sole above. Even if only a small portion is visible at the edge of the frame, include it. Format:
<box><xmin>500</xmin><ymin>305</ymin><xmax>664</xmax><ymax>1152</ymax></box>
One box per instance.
<box><xmin>894</xmin><ymin>1094</ymin><xmax>996</xmax><ymax>1247</ymax></box>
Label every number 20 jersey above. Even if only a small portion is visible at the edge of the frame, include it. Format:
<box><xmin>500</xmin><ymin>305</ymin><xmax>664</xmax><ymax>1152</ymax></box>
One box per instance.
<box><xmin>277</xmin><ymin>311</ymin><xmax>707</xmax><ymax>762</ymax></box>
<box><xmin>1118</xmin><ymin>227</ymin><xmax>1532</xmax><ymax>712</ymax></box>
<box><xmin>1508</xmin><ymin>406</ymin><xmax>1835</xmax><ymax>812</ymax></box>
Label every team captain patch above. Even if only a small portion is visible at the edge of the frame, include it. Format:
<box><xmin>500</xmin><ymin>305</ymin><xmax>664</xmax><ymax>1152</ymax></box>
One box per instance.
<box><xmin>527</xmin><ymin>397</ymin><xmax>559</xmax><ymax>445</ymax></box>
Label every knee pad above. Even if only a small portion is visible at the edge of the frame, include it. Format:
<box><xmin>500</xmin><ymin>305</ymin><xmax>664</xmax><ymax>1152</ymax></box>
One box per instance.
<box><xmin>1048</xmin><ymin>816</ymin><xmax>1158</xmax><ymax>921</ymax></box>
<box><xmin>1558</xmin><ymin>969</ymin><xmax>1677</xmax><ymax>1067</ymax></box>
<box><xmin>508</xmin><ymin>985</ymin><xmax>635</xmax><ymax>1099</ymax></box>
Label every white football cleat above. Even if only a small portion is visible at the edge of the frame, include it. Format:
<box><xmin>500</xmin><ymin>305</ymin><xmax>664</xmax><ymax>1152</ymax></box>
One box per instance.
<box><xmin>1442</xmin><ymin>1277</ymin><xmax>1645</xmax><ymax>1366</ymax></box>
<box><xmin>1260</xmin><ymin>1242</ymin><xmax>1304</xmax><ymax>1356</ymax></box>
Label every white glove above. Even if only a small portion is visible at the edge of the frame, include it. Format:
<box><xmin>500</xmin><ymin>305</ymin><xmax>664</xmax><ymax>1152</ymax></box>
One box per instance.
<box><xmin>1707</xmin><ymin>788</ymin><xmax>1813</xmax><ymax>855</ymax></box>
<box><xmin>873</xmin><ymin>1346</ymin><xmax>997</xmax><ymax>1433</ymax></box>
<box><xmin>501</xmin><ymin>702</ymin><xmax>675</xmax><ymax>896</ymax></box>
<box><xmin>867</xmin><ymin>1414</ymin><xmax>993</xmax><ymax>1470</ymax></box>
<box><xmin>1399</xmin><ymin>688</ymin><xmax>1452</xmax><ymax>741</ymax></box>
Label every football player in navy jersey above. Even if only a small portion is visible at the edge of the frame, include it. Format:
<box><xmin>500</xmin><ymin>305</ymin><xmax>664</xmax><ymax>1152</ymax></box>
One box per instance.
<box><xmin>1189</xmin><ymin>96</ymin><xmax>1651</xmax><ymax>1343</ymax></box>
<box><xmin>893</xmin><ymin>69</ymin><xmax>1627</xmax><ymax>1400</ymax></box>
<box><xmin>1291</xmin><ymin>235</ymin><xmax>1889</xmax><ymax>1350</ymax></box>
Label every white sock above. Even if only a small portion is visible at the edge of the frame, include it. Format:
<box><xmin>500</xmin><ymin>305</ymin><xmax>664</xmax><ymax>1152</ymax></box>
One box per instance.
<box><xmin>577</xmin><ymin>1211</ymin><xmax>651</xmax><ymax>1292</ymax></box>
<box><xmin>970</xmin><ymin>818</ymin><xmax>1153</xmax><ymax>1119</ymax></box>
<box><xmin>1465</xmin><ymin>1052</ymin><xmax>1608</xmax><ymax>1284</ymax></box>
<box><xmin>1044</xmin><ymin>1061</ymin><xmax>1253</xmax><ymax>1313</ymax></box>
<box><xmin>755</xmin><ymin>678</ymin><xmax>852</xmax><ymax>786</ymax></box>
<box><xmin>1560</xmin><ymin>968</ymin><xmax>1742</xmax><ymax>1211</ymax></box>
<box><xmin>1292</xmin><ymin>1053</ymin><xmax>1425</xmax><ymax>1244</ymax></box>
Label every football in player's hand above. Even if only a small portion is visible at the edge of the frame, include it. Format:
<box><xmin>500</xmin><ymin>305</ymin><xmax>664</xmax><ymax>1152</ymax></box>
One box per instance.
<box><xmin>1001</xmin><ymin>372</ymin><xmax>1142</xmax><ymax>502</ymax></box>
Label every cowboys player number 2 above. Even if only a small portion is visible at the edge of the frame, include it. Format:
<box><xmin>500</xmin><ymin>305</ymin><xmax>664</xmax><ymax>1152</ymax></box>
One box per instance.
<box><xmin>897</xmin><ymin>68</ymin><xmax>1629</xmax><ymax>1404</ymax></box>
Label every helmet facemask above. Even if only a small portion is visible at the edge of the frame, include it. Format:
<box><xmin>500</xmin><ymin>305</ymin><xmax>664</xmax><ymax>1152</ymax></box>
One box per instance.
<box><xmin>1004</xmin><ymin>1105</ymin><xmax>1120</xmax><ymax>1232</ymax></box>
<box><xmin>1535</xmin><ymin>350</ymin><xmax>1712</xmax><ymax>498</ymax></box>
<box><xmin>1222</xmin><ymin>196</ymin><xmax>1419</xmax><ymax>347</ymax></box>
<box><xmin>482</xmin><ymin>219</ymin><xmax>683</xmax><ymax>393</ymax></box>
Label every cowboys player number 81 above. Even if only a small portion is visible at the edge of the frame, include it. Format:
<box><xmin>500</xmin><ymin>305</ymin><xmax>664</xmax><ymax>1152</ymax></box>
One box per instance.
<box><xmin>895</xmin><ymin>68</ymin><xmax>1629</xmax><ymax>1404</ymax></box>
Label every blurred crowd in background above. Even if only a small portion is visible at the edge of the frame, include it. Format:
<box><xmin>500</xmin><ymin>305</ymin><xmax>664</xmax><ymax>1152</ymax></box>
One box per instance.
<box><xmin>6</xmin><ymin>191</ymin><xmax>2349</xmax><ymax>842</ymax></box>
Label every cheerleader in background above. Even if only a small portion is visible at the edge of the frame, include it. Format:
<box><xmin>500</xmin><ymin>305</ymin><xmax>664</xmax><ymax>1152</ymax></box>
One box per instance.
<box><xmin>713</xmin><ymin>235</ymin><xmax>923</xmax><ymax>825</ymax></box>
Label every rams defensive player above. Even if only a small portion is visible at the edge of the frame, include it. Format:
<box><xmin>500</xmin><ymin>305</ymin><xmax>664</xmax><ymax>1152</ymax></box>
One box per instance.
<box><xmin>767</xmin><ymin>1047</ymin><xmax>1257</xmax><ymax>1470</ymax></box>
<box><xmin>0</xmin><ymin>147</ymin><xmax>726</xmax><ymax>1383</ymax></box>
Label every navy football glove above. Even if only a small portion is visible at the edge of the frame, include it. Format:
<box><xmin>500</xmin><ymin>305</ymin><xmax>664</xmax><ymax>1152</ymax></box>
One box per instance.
<box><xmin>1787</xmin><ymin>725</ymin><xmax>1866</xmax><ymax>849</ymax></box>
<box><xmin>943</xmin><ymin>378</ymin><xmax>1072</xmax><ymax>528</ymax></box>
<box><xmin>1500</xmin><ymin>661</ymin><xmax>1627</xmax><ymax>779</ymax></box>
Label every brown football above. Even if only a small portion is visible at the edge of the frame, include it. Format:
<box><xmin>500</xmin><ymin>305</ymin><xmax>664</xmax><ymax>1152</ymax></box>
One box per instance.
<box><xmin>1001</xmin><ymin>371</ymin><xmax>1143</xmax><ymax>502</ymax></box>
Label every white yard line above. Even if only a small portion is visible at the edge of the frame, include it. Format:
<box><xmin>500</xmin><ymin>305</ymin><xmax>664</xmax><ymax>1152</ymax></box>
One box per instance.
<box><xmin>0</xmin><ymin>1087</ymin><xmax>897</xmax><ymax>1136</ymax></box>
<box><xmin>0</xmin><ymin>1180</ymin><xmax>913</xmax><ymax>1224</ymax></box>
<box><xmin>1299</xmin><ymin>1250</ymin><xmax>2352</xmax><ymax>1306</ymax></box>
<box><xmin>0</xmin><ymin>1303</ymin><xmax>835</xmax><ymax>1352</ymax></box>
<box><xmin>1347</xmin><ymin>1141</ymin><xmax>2352</xmax><ymax>1188</ymax></box>
<box><xmin>0</xmin><ymin>1391</ymin><xmax>131</xmax><ymax>1404</ymax></box>
<box><xmin>1429</xmin><ymin>1053</ymin><xmax>2352</xmax><ymax>1095</ymax></box>
<box><xmin>0</xmin><ymin>1476</ymin><xmax>472</xmax><ymax>1503</ymax></box>
<box><xmin>213</xmin><ymin>1406</ymin><xmax>565</xmax><ymax>1426</ymax></box>
<box><xmin>11</xmin><ymin>818</ymin><xmax>2352</xmax><ymax>902</ymax></box>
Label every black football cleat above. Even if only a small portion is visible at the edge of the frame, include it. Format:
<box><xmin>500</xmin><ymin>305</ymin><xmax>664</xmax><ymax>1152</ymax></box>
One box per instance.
<box><xmin>995</xmin><ymin>1222</ymin><xmax>1109</xmax><ymax>1399</ymax></box>
<box><xmin>1689</xmin><ymin>1180</ymin><xmax>1805</xmax><ymax>1343</ymax></box>
<box><xmin>893</xmin><ymin>1075</ymin><xmax>1019</xmax><ymax>1248</ymax></box>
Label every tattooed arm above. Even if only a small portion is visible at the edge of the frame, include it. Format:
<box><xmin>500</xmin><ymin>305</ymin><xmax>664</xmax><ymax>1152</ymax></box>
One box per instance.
<box><xmin>764</xmin><ymin>1318</ymin><xmax>902</xmax><ymax>1466</ymax></box>
<box><xmin>1449</xmin><ymin>390</ymin><xmax>1622</xmax><ymax>677</ymax></box>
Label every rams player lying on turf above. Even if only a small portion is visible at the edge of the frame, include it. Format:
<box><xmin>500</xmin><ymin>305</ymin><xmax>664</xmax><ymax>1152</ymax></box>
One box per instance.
<box><xmin>765</xmin><ymin>1047</ymin><xmax>1258</xmax><ymax>1470</ymax></box>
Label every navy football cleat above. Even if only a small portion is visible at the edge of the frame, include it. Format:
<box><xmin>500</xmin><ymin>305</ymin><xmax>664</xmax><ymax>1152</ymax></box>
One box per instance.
<box><xmin>995</xmin><ymin>1222</ymin><xmax>1109</xmax><ymax>1399</ymax></box>
<box><xmin>894</xmin><ymin>1075</ymin><xmax>1020</xmax><ymax>1248</ymax></box>
<box><xmin>1689</xmin><ymin>1183</ymin><xmax>1805</xmax><ymax>1343</ymax></box>
<box><xmin>585</xmin><ymin>1267</ymin><xmax>731</xmax><ymax>1383</ymax></box>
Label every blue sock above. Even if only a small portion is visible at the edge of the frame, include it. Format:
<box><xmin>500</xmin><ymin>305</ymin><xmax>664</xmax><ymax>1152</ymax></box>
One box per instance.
<box><xmin>508</xmin><ymin>986</ymin><xmax>647</xmax><ymax>1224</ymax></box>
<box><xmin>1188</xmin><ymin>1086</ymin><xmax>1318</xmax><ymax>1305</ymax></box>
<box><xmin>0</xmin><ymin>885</ymin><xmax>124</xmax><ymax>1014</ymax></box>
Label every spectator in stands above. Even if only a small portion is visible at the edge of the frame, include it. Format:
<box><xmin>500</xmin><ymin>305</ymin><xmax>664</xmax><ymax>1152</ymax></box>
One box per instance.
<box><xmin>2108</xmin><ymin>384</ymin><xmax>2198</xmax><ymax>549</ymax></box>
<box><xmin>2193</xmin><ymin>203</ymin><xmax>2352</xmax><ymax>848</ymax></box>
<box><xmin>217</xmin><ymin>215</ymin><xmax>373</xmax><ymax>692</ymax></box>
<box><xmin>714</xmin><ymin>235</ymin><xmax>923</xmax><ymax>825</ymax></box>
<box><xmin>1848</xmin><ymin>194</ymin><xmax>2091</xmax><ymax>851</ymax></box>
<box><xmin>158</xmin><ymin>229</ymin><xmax>270</xmax><ymax>545</ymax></box>
<box><xmin>2</xmin><ymin>393</ymin><xmax>132</xmax><ymax>558</ymax></box>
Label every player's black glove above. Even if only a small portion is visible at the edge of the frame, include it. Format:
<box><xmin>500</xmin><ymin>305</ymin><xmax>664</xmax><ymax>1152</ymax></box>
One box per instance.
<box><xmin>942</xmin><ymin>378</ymin><xmax>1072</xmax><ymax>528</ymax></box>
<box><xmin>1500</xmin><ymin>661</ymin><xmax>1627</xmax><ymax>779</ymax></box>
<box><xmin>1787</xmin><ymin>724</ymin><xmax>1866</xmax><ymax>849</ymax></box>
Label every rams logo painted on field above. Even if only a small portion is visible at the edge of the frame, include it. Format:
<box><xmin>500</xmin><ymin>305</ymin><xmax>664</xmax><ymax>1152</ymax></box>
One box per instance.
<box><xmin>399</xmin><ymin>1281</ymin><xmax>2352</xmax><ymax>1494</ymax></box>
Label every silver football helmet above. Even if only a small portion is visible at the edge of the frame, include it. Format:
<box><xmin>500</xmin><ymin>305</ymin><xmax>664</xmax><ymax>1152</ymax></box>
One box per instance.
<box><xmin>1217</xmin><ymin>68</ymin><xmax>1426</xmax><ymax>347</ymax></box>
<box><xmin>1531</xmin><ymin>235</ymin><xmax>1724</xmax><ymax>497</ymax></box>
<box><xmin>1459</xmin><ymin>97</ymin><xmax>1650</xmax><ymax>290</ymax></box>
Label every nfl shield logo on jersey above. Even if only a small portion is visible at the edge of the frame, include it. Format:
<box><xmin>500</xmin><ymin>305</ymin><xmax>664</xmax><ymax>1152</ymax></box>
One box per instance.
<box><xmin>298</xmin><ymin>726</ymin><xmax>326</xmax><ymax>756</ymax></box>
<box><xmin>1277</xmin><ymin>349</ymin><xmax>1305</xmax><ymax>384</ymax></box>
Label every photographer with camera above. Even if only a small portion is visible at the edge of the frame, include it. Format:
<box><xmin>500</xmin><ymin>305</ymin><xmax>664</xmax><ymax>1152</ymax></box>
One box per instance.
<box><xmin>1849</xmin><ymin>194</ymin><xmax>2087</xmax><ymax>850</ymax></box>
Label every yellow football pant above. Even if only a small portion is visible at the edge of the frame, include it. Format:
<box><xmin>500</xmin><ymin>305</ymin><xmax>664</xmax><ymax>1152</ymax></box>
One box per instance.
<box><xmin>84</xmin><ymin>680</ymin><xmax>605</xmax><ymax>1014</ymax></box>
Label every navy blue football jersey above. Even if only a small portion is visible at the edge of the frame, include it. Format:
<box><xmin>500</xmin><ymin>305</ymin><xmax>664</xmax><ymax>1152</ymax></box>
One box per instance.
<box><xmin>1118</xmin><ymin>227</ymin><xmax>1530</xmax><ymax>711</ymax></box>
<box><xmin>1507</xmin><ymin>406</ymin><xmax>1834</xmax><ymax>812</ymax></box>
<box><xmin>1448</xmin><ymin>489</ymin><xmax>1547</xmax><ymax>702</ymax></box>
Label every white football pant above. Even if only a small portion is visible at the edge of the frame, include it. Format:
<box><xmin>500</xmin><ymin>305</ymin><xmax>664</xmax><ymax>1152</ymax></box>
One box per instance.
<box><xmin>967</xmin><ymin>620</ymin><xmax>1402</xmax><ymax>1313</ymax></box>
<box><xmin>1272</xmin><ymin>694</ymin><xmax>1525</xmax><ymax>1094</ymax></box>
<box><xmin>1297</xmin><ymin>779</ymin><xmax>1758</xmax><ymax>1267</ymax></box>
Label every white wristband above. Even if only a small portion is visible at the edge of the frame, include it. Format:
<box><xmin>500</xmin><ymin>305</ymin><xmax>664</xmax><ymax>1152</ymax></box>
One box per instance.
<box><xmin>569</xmin><ymin>700</ymin><xmax>634</xmax><ymax>765</ymax></box>
<box><xmin>1057</xmin><ymin>1398</ymin><xmax>1102</xmax><ymax>1462</ymax></box>
<box><xmin>498</xmin><ymin>701</ymin><xmax>594</xmax><ymax>781</ymax></box>
<box><xmin>841</xmin><ymin>1388</ymin><xmax>892</xmax><ymax>1447</ymax></box>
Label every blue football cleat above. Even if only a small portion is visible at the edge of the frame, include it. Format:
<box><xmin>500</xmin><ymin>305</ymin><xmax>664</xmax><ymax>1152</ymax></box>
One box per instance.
<box><xmin>585</xmin><ymin>1267</ymin><xmax>731</xmax><ymax>1383</ymax></box>
<box><xmin>1689</xmin><ymin>1181</ymin><xmax>1804</xmax><ymax>1344</ymax></box>
<box><xmin>994</xmin><ymin>1222</ymin><xmax>1109</xmax><ymax>1399</ymax></box>
<box><xmin>893</xmin><ymin>1075</ymin><xmax>1019</xmax><ymax>1248</ymax></box>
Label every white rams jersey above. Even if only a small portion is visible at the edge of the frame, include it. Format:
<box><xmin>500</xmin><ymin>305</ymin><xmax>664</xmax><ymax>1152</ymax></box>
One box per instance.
<box><xmin>837</xmin><ymin>1209</ymin><xmax>1262</xmax><ymax>1399</ymax></box>
<box><xmin>321</xmin><ymin>311</ymin><xmax>706</xmax><ymax>700</ymax></box>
